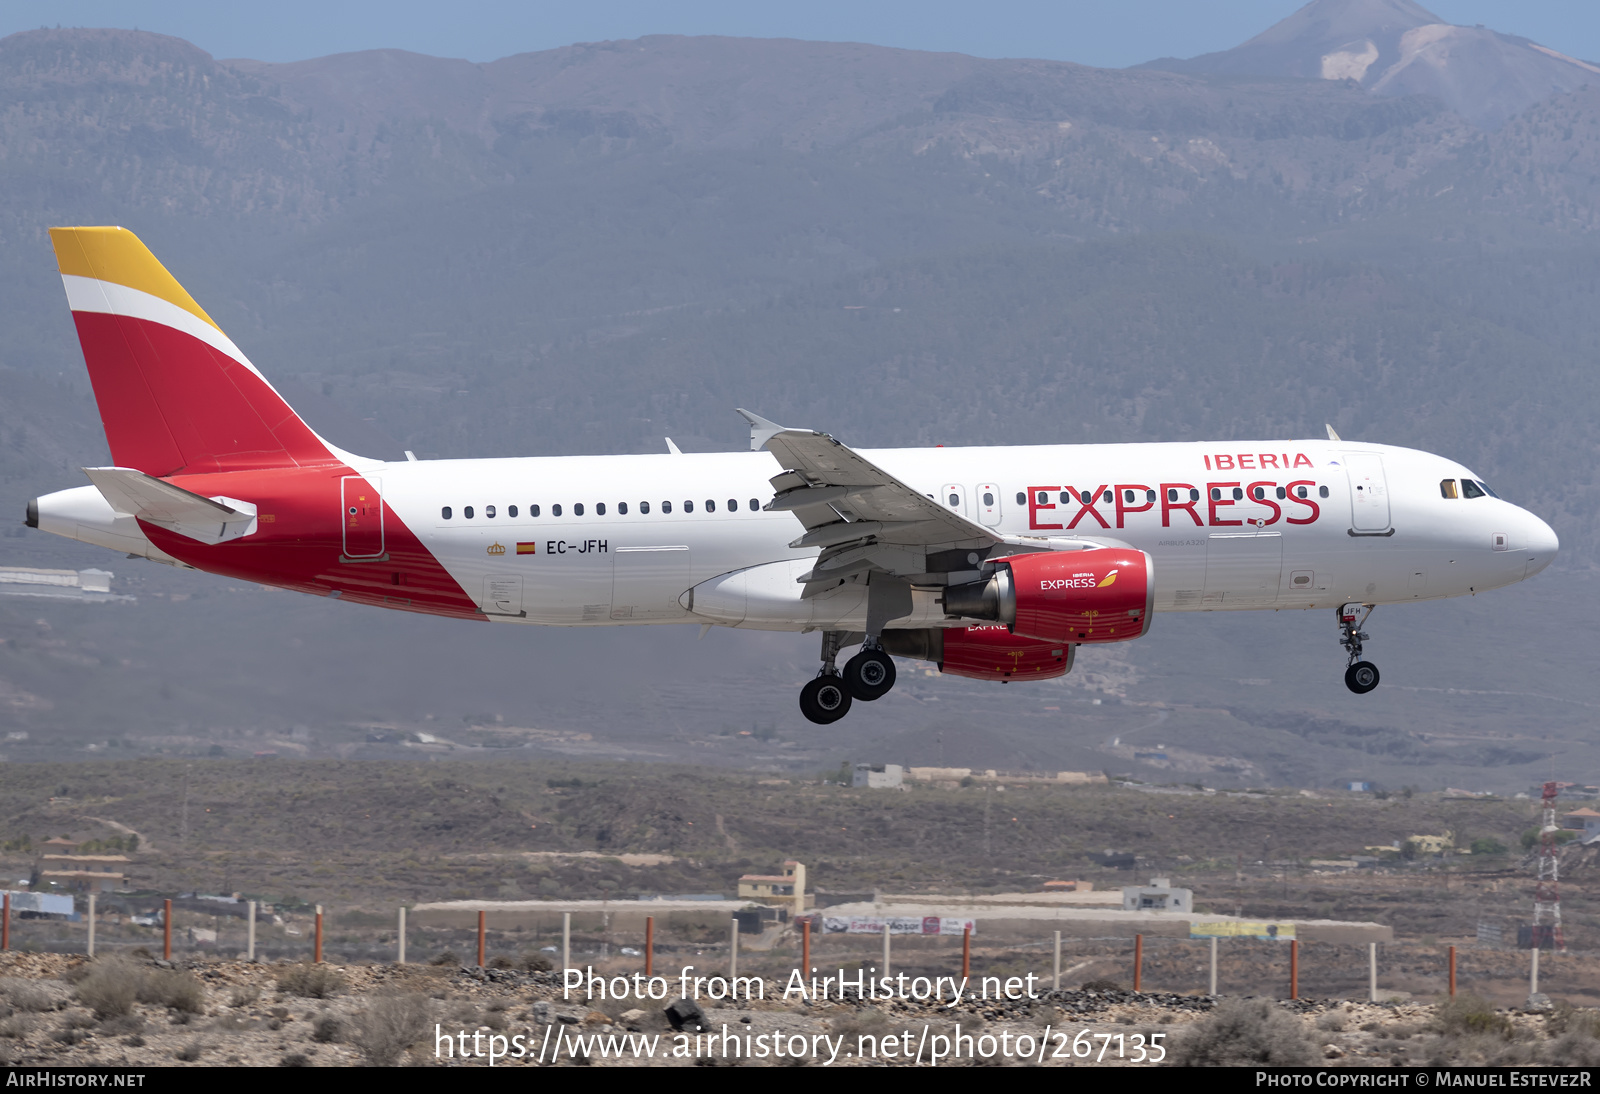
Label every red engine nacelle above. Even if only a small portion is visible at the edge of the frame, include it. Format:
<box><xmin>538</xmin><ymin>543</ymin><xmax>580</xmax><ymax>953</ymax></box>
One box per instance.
<box><xmin>939</xmin><ymin>625</ymin><xmax>1074</xmax><ymax>682</ymax></box>
<box><xmin>942</xmin><ymin>546</ymin><xmax>1154</xmax><ymax>644</ymax></box>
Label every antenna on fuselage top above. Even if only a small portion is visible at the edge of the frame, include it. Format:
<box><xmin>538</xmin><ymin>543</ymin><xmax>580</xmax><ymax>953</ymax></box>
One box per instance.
<box><xmin>1326</xmin><ymin>424</ymin><xmax>1342</xmax><ymax>442</ymax></box>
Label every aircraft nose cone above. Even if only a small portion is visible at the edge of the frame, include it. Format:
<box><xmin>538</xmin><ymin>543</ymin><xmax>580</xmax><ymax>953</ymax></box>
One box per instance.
<box><xmin>1523</xmin><ymin>512</ymin><xmax>1559</xmax><ymax>578</ymax></box>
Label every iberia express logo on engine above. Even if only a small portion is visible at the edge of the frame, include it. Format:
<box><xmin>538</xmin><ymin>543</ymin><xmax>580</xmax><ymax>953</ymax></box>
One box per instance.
<box><xmin>1039</xmin><ymin>569</ymin><xmax>1117</xmax><ymax>592</ymax></box>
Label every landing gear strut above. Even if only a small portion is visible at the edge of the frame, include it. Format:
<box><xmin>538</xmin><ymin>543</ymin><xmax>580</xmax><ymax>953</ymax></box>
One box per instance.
<box><xmin>799</xmin><ymin>630</ymin><xmax>853</xmax><ymax>725</ymax></box>
<box><xmin>842</xmin><ymin>637</ymin><xmax>897</xmax><ymax>702</ymax></box>
<box><xmin>1339</xmin><ymin>602</ymin><xmax>1380</xmax><ymax>694</ymax></box>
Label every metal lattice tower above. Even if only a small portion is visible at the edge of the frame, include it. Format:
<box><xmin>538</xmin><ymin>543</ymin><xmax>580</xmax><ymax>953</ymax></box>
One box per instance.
<box><xmin>1533</xmin><ymin>780</ymin><xmax>1566</xmax><ymax>952</ymax></box>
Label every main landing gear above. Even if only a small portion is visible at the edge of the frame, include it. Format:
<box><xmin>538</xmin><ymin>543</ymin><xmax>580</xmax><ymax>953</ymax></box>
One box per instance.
<box><xmin>1339</xmin><ymin>602</ymin><xmax>1380</xmax><ymax>694</ymax></box>
<box><xmin>799</xmin><ymin>631</ymin><xmax>899</xmax><ymax>724</ymax></box>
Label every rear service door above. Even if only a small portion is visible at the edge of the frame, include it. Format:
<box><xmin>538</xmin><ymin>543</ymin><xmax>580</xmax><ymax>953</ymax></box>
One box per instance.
<box><xmin>341</xmin><ymin>476</ymin><xmax>384</xmax><ymax>558</ymax></box>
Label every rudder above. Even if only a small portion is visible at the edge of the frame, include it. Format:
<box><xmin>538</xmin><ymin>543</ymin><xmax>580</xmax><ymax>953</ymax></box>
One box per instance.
<box><xmin>50</xmin><ymin>226</ymin><xmax>335</xmax><ymax>477</ymax></box>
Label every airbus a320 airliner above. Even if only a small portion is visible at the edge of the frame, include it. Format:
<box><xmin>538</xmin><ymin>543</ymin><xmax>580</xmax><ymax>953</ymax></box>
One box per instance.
<box><xmin>26</xmin><ymin>228</ymin><xmax>1558</xmax><ymax>723</ymax></box>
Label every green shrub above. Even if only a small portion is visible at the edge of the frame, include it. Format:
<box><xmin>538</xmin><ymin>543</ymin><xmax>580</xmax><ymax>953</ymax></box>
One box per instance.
<box><xmin>1170</xmin><ymin>998</ymin><xmax>1317</xmax><ymax>1067</ymax></box>
<box><xmin>73</xmin><ymin>960</ymin><xmax>141</xmax><ymax>1019</ymax></box>
<box><xmin>1471</xmin><ymin>837</ymin><xmax>1508</xmax><ymax>855</ymax></box>
<box><xmin>274</xmin><ymin>964</ymin><xmax>345</xmax><ymax>999</ymax></box>
<box><xmin>138</xmin><ymin>969</ymin><xmax>204</xmax><ymax>1014</ymax></box>
<box><xmin>1433</xmin><ymin>994</ymin><xmax>1511</xmax><ymax>1038</ymax></box>
<box><xmin>350</xmin><ymin>993</ymin><xmax>431</xmax><ymax>1066</ymax></box>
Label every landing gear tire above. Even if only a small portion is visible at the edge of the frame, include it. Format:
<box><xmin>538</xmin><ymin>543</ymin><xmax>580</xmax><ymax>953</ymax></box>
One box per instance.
<box><xmin>800</xmin><ymin>675</ymin><xmax>853</xmax><ymax>724</ymax></box>
<box><xmin>1345</xmin><ymin>661</ymin><xmax>1380</xmax><ymax>694</ymax></box>
<box><xmin>843</xmin><ymin>649</ymin><xmax>896</xmax><ymax>701</ymax></box>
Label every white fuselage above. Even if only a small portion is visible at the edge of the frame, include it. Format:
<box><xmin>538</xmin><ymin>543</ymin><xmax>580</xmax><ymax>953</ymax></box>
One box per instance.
<box><xmin>332</xmin><ymin>438</ymin><xmax>1556</xmax><ymax>630</ymax></box>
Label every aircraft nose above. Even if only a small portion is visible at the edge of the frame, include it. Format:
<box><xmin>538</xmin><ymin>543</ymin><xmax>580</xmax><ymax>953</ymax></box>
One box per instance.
<box><xmin>1522</xmin><ymin>511</ymin><xmax>1559</xmax><ymax>578</ymax></box>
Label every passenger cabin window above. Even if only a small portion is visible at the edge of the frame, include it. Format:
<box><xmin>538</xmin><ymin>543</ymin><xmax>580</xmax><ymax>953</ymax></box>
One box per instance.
<box><xmin>1231</xmin><ymin>487</ymin><xmax>1243</xmax><ymax>500</ymax></box>
<box><xmin>1319</xmin><ymin>486</ymin><xmax>1329</xmax><ymax>498</ymax></box>
<box><xmin>1276</xmin><ymin>487</ymin><xmax>1287</xmax><ymax>500</ymax></box>
<box><xmin>748</xmin><ymin>499</ymin><xmax>759</xmax><ymax>511</ymax></box>
<box><xmin>1461</xmin><ymin>479</ymin><xmax>1486</xmax><ymax>499</ymax></box>
<box><xmin>597</xmin><ymin>503</ymin><xmax>606</xmax><ymax>515</ymax></box>
<box><xmin>574</xmin><ymin>503</ymin><xmax>585</xmax><ymax>516</ymax></box>
<box><xmin>705</xmin><ymin>500</ymin><xmax>716</xmax><ymax>512</ymax></box>
<box><xmin>662</xmin><ymin>501</ymin><xmax>672</xmax><ymax>514</ymax></box>
<box><xmin>1059</xmin><ymin>492</ymin><xmax>1070</xmax><ymax>504</ymax></box>
<box><xmin>948</xmin><ymin>493</ymin><xmax>960</xmax><ymax>506</ymax></box>
<box><xmin>619</xmin><ymin>502</ymin><xmax>629</xmax><ymax>515</ymax></box>
<box><xmin>1123</xmin><ymin>489</ymin><xmax>1135</xmax><ymax>503</ymax></box>
<box><xmin>1018</xmin><ymin>492</ymin><xmax>1029</xmax><ymax>506</ymax></box>
<box><xmin>1440</xmin><ymin>479</ymin><xmax>1459</xmax><ymax>499</ymax></box>
<box><xmin>982</xmin><ymin>491</ymin><xmax>994</xmax><ymax>506</ymax></box>
<box><xmin>485</xmin><ymin>505</ymin><xmax>496</xmax><ymax>518</ymax></box>
<box><xmin>552</xmin><ymin>504</ymin><xmax>562</xmax><ymax>516</ymax></box>
<box><xmin>684</xmin><ymin>500</ymin><xmax>694</xmax><ymax>513</ymax></box>
<box><xmin>728</xmin><ymin>499</ymin><xmax>737</xmax><ymax>512</ymax></box>
<box><xmin>1252</xmin><ymin>486</ymin><xmax>1265</xmax><ymax>500</ymax></box>
<box><xmin>1210</xmin><ymin>488</ymin><xmax>1222</xmax><ymax>501</ymax></box>
<box><xmin>1295</xmin><ymin>487</ymin><xmax>1307</xmax><ymax>499</ymax></box>
<box><xmin>441</xmin><ymin>506</ymin><xmax>452</xmax><ymax>519</ymax></box>
<box><xmin>640</xmin><ymin>501</ymin><xmax>651</xmax><ymax>514</ymax></box>
<box><xmin>508</xmin><ymin>505</ymin><xmax>518</xmax><ymax>517</ymax></box>
<box><xmin>464</xmin><ymin>506</ymin><xmax>475</xmax><ymax>519</ymax></box>
<box><xmin>530</xmin><ymin>504</ymin><xmax>540</xmax><ymax>517</ymax></box>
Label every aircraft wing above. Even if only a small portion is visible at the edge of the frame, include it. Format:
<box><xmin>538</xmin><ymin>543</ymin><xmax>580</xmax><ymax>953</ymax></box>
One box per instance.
<box><xmin>82</xmin><ymin>466</ymin><xmax>258</xmax><ymax>545</ymax></box>
<box><xmin>738</xmin><ymin>410</ymin><xmax>1005</xmax><ymax>594</ymax></box>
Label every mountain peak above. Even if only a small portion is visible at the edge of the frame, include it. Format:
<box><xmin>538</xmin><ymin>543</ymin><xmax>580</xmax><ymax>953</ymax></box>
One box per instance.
<box><xmin>1139</xmin><ymin>0</ymin><xmax>1599</xmax><ymax>128</ymax></box>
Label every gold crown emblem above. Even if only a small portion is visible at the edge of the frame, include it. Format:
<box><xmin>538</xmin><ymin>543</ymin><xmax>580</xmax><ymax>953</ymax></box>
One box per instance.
<box><xmin>487</xmin><ymin>542</ymin><xmax>506</xmax><ymax>556</ymax></box>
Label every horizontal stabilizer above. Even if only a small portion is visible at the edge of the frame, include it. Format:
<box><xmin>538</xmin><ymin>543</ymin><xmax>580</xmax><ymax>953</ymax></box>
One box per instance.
<box><xmin>81</xmin><ymin>467</ymin><xmax>257</xmax><ymax>545</ymax></box>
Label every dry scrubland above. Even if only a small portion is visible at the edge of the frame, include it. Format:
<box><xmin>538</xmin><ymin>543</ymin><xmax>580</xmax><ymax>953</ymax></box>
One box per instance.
<box><xmin>0</xmin><ymin>951</ymin><xmax>1595</xmax><ymax>1067</ymax></box>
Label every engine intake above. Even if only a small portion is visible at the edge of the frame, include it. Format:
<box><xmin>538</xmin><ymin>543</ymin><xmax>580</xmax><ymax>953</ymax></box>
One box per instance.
<box><xmin>942</xmin><ymin>547</ymin><xmax>1154</xmax><ymax>644</ymax></box>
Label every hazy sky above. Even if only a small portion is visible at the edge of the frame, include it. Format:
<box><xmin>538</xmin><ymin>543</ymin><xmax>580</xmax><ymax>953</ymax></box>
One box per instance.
<box><xmin>2</xmin><ymin>1</ymin><xmax>1597</xmax><ymax>68</ymax></box>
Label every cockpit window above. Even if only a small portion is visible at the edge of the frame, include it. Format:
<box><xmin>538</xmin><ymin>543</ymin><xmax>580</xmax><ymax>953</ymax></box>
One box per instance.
<box><xmin>1440</xmin><ymin>479</ymin><xmax>1459</xmax><ymax>499</ymax></box>
<box><xmin>1461</xmin><ymin>479</ymin><xmax>1486</xmax><ymax>499</ymax></box>
<box><xmin>1478</xmin><ymin>480</ymin><xmax>1499</xmax><ymax>499</ymax></box>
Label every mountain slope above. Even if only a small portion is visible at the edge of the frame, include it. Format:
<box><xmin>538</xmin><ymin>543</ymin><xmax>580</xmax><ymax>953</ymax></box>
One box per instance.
<box><xmin>1140</xmin><ymin>0</ymin><xmax>1600</xmax><ymax>128</ymax></box>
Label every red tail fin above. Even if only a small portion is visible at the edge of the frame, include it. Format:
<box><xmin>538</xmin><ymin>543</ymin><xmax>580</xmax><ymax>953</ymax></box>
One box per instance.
<box><xmin>49</xmin><ymin>226</ymin><xmax>336</xmax><ymax>477</ymax></box>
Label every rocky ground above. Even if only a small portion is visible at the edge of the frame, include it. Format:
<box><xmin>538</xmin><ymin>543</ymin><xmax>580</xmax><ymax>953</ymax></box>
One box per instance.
<box><xmin>0</xmin><ymin>952</ymin><xmax>1596</xmax><ymax>1067</ymax></box>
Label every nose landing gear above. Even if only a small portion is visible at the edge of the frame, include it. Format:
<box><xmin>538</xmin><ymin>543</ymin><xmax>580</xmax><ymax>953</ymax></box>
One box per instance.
<box><xmin>1339</xmin><ymin>602</ymin><xmax>1380</xmax><ymax>694</ymax></box>
<box><xmin>799</xmin><ymin>631</ymin><xmax>900</xmax><ymax>723</ymax></box>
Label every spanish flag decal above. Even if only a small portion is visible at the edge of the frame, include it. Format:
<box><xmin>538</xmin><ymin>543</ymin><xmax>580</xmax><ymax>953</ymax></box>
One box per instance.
<box><xmin>1097</xmin><ymin>569</ymin><xmax>1119</xmax><ymax>588</ymax></box>
<box><xmin>516</xmin><ymin>542</ymin><xmax>537</xmax><ymax>555</ymax></box>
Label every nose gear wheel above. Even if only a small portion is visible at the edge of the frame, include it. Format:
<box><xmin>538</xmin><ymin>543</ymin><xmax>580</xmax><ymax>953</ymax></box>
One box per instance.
<box><xmin>1338</xmin><ymin>603</ymin><xmax>1380</xmax><ymax>694</ymax></box>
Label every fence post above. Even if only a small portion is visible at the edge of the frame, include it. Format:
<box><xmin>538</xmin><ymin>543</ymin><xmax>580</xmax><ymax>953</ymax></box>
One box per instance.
<box><xmin>1531</xmin><ymin>945</ymin><xmax>1540</xmax><ymax>998</ymax></box>
<box><xmin>962</xmin><ymin>925</ymin><xmax>971</xmax><ymax>981</ymax></box>
<box><xmin>1133</xmin><ymin>934</ymin><xmax>1143</xmax><ymax>993</ymax></box>
<box><xmin>802</xmin><ymin>918</ymin><xmax>812</xmax><ymax>978</ymax></box>
<box><xmin>163</xmin><ymin>898</ymin><xmax>171</xmax><ymax>961</ymax></box>
<box><xmin>1209</xmin><ymin>936</ymin><xmax>1218</xmax><ymax>996</ymax></box>
<box><xmin>646</xmin><ymin>916</ymin><xmax>654</xmax><ymax>978</ymax></box>
<box><xmin>247</xmin><ymin>901</ymin><xmax>257</xmax><ymax>962</ymax></box>
<box><xmin>1053</xmin><ymin>930</ymin><xmax>1061</xmax><ymax>991</ymax></box>
<box><xmin>477</xmin><ymin>910</ymin><xmax>486</xmax><ymax>968</ymax></box>
<box><xmin>562</xmin><ymin>912</ymin><xmax>570</xmax><ymax>973</ymax></box>
<box><xmin>729</xmin><ymin>918</ymin><xmax>738</xmax><ymax>980</ymax></box>
<box><xmin>1448</xmin><ymin>945</ymin><xmax>1456</xmax><ymax>996</ymax></box>
<box><xmin>87</xmin><ymin>893</ymin><xmax>96</xmax><ymax>958</ymax></box>
<box><xmin>314</xmin><ymin>905</ymin><xmax>323</xmax><ymax>964</ymax></box>
<box><xmin>1369</xmin><ymin>942</ymin><xmax>1377</xmax><ymax>1003</ymax></box>
<box><xmin>882</xmin><ymin>923</ymin><xmax>891</xmax><ymax>979</ymax></box>
<box><xmin>1289</xmin><ymin>939</ymin><xmax>1299</xmax><ymax>1000</ymax></box>
<box><xmin>395</xmin><ymin>906</ymin><xmax>404</xmax><ymax>965</ymax></box>
<box><xmin>1</xmin><ymin>891</ymin><xmax>8</xmax><ymax>952</ymax></box>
